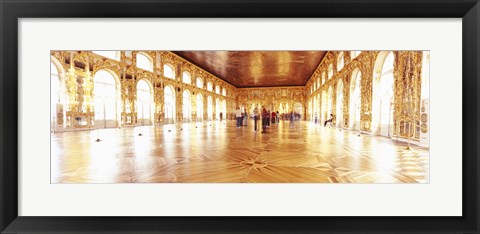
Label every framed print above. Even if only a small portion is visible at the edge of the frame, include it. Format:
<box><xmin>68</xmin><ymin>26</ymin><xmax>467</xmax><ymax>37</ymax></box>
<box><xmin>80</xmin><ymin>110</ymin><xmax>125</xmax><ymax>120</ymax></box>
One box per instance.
<box><xmin>1</xmin><ymin>0</ymin><xmax>479</xmax><ymax>233</ymax></box>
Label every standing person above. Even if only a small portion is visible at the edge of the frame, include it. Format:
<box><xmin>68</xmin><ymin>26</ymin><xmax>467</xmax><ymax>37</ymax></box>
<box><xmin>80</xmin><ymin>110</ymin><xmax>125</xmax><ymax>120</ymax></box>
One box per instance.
<box><xmin>271</xmin><ymin>111</ymin><xmax>276</xmax><ymax>124</ymax></box>
<box><xmin>261</xmin><ymin>107</ymin><xmax>267</xmax><ymax>133</ymax></box>
<box><xmin>266</xmin><ymin>110</ymin><xmax>270</xmax><ymax>127</ymax></box>
<box><xmin>276</xmin><ymin>111</ymin><xmax>280</xmax><ymax>123</ymax></box>
<box><xmin>235</xmin><ymin>107</ymin><xmax>242</xmax><ymax>128</ymax></box>
<box><xmin>253</xmin><ymin>106</ymin><xmax>259</xmax><ymax>132</ymax></box>
<box><xmin>243</xmin><ymin>110</ymin><xmax>248</xmax><ymax>126</ymax></box>
<box><xmin>324</xmin><ymin>114</ymin><xmax>334</xmax><ymax>127</ymax></box>
<box><xmin>289</xmin><ymin>111</ymin><xmax>295</xmax><ymax>128</ymax></box>
<box><xmin>219</xmin><ymin>112</ymin><xmax>223</xmax><ymax>122</ymax></box>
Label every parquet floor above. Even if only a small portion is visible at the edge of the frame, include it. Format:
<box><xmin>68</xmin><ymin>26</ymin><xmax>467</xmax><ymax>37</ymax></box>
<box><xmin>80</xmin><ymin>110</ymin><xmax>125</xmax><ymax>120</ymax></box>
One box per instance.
<box><xmin>51</xmin><ymin>120</ymin><xmax>429</xmax><ymax>183</ymax></box>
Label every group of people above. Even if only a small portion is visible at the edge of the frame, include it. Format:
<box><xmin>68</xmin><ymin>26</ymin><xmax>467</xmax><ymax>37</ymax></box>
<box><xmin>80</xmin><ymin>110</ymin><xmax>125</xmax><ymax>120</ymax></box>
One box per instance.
<box><xmin>235</xmin><ymin>107</ymin><xmax>299</xmax><ymax>133</ymax></box>
<box><xmin>234</xmin><ymin>108</ymin><xmax>249</xmax><ymax>128</ymax></box>
<box><xmin>233</xmin><ymin>108</ymin><xmax>334</xmax><ymax>130</ymax></box>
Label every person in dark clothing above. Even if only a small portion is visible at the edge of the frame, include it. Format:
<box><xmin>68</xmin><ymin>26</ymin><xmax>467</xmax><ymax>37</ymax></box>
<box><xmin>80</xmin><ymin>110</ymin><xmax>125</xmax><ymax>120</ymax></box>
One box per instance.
<box><xmin>266</xmin><ymin>110</ymin><xmax>270</xmax><ymax>127</ymax></box>
<box><xmin>324</xmin><ymin>114</ymin><xmax>334</xmax><ymax>127</ymax></box>
<box><xmin>253</xmin><ymin>106</ymin><xmax>259</xmax><ymax>132</ymax></box>
<box><xmin>261</xmin><ymin>107</ymin><xmax>267</xmax><ymax>132</ymax></box>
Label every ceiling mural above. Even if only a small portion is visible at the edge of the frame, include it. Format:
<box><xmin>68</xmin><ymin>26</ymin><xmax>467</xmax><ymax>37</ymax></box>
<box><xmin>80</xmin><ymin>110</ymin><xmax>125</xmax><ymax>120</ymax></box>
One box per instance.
<box><xmin>173</xmin><ymin>51</ymin><xmax>327</xmax><ymax>88</ymax></box>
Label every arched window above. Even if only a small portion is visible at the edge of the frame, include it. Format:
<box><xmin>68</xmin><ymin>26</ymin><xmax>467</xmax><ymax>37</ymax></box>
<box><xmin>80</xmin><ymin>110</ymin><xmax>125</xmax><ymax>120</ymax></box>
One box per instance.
<box><xmin>215</xmin><ymin>85</ymin><xmax>220</xmax><ymax>94</ymax></box>
<box><xmin>421</xmin><ymin>51</ymin><xmax>430</xmax><ymax>99</ymax></box>
<box><xmin>136</xmin><ymin>79</ymin><xmax>153</xmax><ymax>125</ymax></box>
<box><xmin>136</xmin><ymin>53</ymin><xmax>153</xmax><ymax>72</ymax></box>
<box><xmin>420</xmin><ymin>51</ymin><xmax>430</xmax><ymax>143</ymax></box>
<box><xmin>216</xmin><ymin>98</ymin><xmax>221</xmax><ymax>120</ymax></box>
<box><xmin>222</xmin><ymin>88</ymin><xmax>226</xmax><ymax>96</ymax></box>
<box><xmin>207</xmin><ymin>96</ymin><xmax>213</xmax><ymax>120</ymax></box>
<box><xmin>94</xmin><ymin>70</ymin><xmax>119</xmax><ymax>129</ymax></box>
<box><xmin>314</xmin><ymin>81</ymin><xmax>317</xmax><ymax>91</ymax></box>
<box><xmin>196</xmin><ymin>78</ymin><xmax>203</xmax><ymax>89</ymax></box>
<box><xmin>222</xmin><ymin>100</ymin><xmax>226</xmax><ymax>119</ymax></box>
<box><xmin>182</xmin><ymin>71</ymin><xmax>191</xmax><ymax>84</ymax></box>
<box><xmin>207</xmin><ymin>82</ymin><xmax>213</xmax><ymax>92</ymax></box>
<box><xmin>349</xmin><ymin>69</ymin><xmax>361</xmax><ymax>130</ymax></box>
<box><xmin>51</xmin><ymin>61</ymin><xmax>59</xmax><ymax>116</ymax></box>
<box><xmin>196</xmin><ymin>93</ymin><xmax>203</xmax><ymax>121</ymax></box>
<box><xmin>337</xmin><ymin>52</ymin><xmax>344</xmax><ymax>71</ymax></box>
<box><xmin>51</xmin><ymin>59</ymin><xmax>65</xmax><ymax>131</ymax></box>
<box><xmin>93</xmin><ymin>51</ymin><xmax>120</xmax><ymax>61</ymax></box>
<box><xmin>322</xmin><ymin>72</ymin><xmax>326</xmax><ymax>85</ymax></box>
<box><xmin>328</xmin><ymin>86</ymin><xmax>334</xmax><ymax>120</ymax></box>
<box><xmin>328</xmin><ymin>64</ymin><xmax>334</xmax><ymax>79</ymax></box>
<box><xmin>183</xmin><ymin>90</ymin><xmax>191</xmax><ymax>122</ymax></box>
<box><xmin>336</xmin><ymin>79</ymin><xmax>344</xmax><ymax>128</ymax></box>
<box><xmin>164</xmin><ymin>85</ymin><xmax>176</xmax><ymax>124</ymax></box>
<box><xmin>372</xmin><ymin>51</ymin><xmax>394</xmax><ymax>136</ymax></box>
<box><xmin>317</xmin><ymin>77</ymin><xmax>320</xmax><ymax>89</ymax></box>
<box><xmin>321</xmin><ymin>89</ymin><xmax>328</xmax><ymax>122</ymax></box>
<box><xmin>308</xmin><ymin>100</ymin><xmax>313</xmax><ymax>121</ymax></box>
<box><xmin>163</xmin><ymin>64</ymin><xmax>175</xmax><ymax>79</ymax></box>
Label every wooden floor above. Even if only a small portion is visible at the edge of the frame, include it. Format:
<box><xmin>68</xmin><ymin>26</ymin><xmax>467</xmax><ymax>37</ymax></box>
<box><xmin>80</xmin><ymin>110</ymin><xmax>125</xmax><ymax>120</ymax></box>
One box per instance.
<box><xmin>51</xmin><ymin>120</ymin><xmax>429</xmax><ymax>183</ymax></box>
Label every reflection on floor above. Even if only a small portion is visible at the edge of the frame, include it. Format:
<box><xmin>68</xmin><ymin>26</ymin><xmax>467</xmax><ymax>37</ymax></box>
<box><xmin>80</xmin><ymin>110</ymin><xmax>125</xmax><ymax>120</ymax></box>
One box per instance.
<box><xmin>51</xmin><ymin>120</ymin><xmax>429</xmax><ymax>183</ymax></box>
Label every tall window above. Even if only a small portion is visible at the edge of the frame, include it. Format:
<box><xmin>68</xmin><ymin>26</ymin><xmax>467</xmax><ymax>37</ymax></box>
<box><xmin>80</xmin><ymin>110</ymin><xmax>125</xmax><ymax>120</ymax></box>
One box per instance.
<box><xmin>328</xmin><ymin>86</ymin><xmax>334</xmax><ymax>119</ymax></box>
<box><xmin>136</xmin><ymin>79</ymin><xmax>152</xmax><ymax>125</ymax></box>
<box><xmin>164</xmin><ymin>64</ymin><xmax>175</xmax><ymax>79</ymax></box>
<box><xmin>182</xmin><ymin>71</ymin><xmax>191</xmax><ymax>84</ymax></box>
<box><xmin>328</xmin><ymin>64</ymin><xmax>334</xmax><ymax>79</ymax></box>
<box><xmin>336</xmin><ymin>80</ymin><xmax>344</xmax><ymax>127</ymax></box>
<box><xmin>349</xmin><ymin>69</ymin><xmax>361</xmax><ymax>130</ymax></box>
<box><xmin>216</xmin><ymin>98</ymin><xmax>221</xmax><ymax>120</ymax></box>
<box><xmin>136</xmin><ymin>53</ymin><xmax>153</xmax><ymax>72</ymax></box>
<box><xmin>222</xmin><ymin>88</ymin><xmax>226</xmax><ymax>96</ymax></box>
<box><xmin>337</xmin><ymin>52</ymin><xmax>344</xmax><ymax>71</ymax></box>
<box><xmin>164</xmin><ymin>85</ymin><xmax>175</xmax><ymax>124</ymax></box>
<box><xmin>322</xmin><ymin>72</ymin><xmax>326</xmax><ymax>85</ymax></box>
<box><xmin>196</xmin><ymin>93</ymin><xmax>203</xmax><ymax>121</ymax></box>
<box><xmin>222</xmin><ymin>100</ymin><xmax>226</xmax><ymax>118</ymax></box>
<box><xmin>183</xmin><ymin>90</ymin><xmax>191</xmax><ymax>122</ymax></box>
<box><xmin>207</xmin><ymin>82</ymin><xmax>213</xmax><ymax>92</ymax></box>
<box><xmin>207</xmin><ymin>96</ymin><xmax>213</xmax><ymax>120</ymax></box>
<box><xmin>94</xmin><ymin>70</ymin><xmax>118</xmax><ymax>128</ymax></box>
<box><xmin>372</xmin><ymin>51</ymin><xmax>394</xmax><ymax>137</ymax></box>
<box><xmin>215</xmin><ymin>85</ymin><xmax>220</xmax><ymax>94</ymax></box>
<box><xmin>421</xmin><ymin>51</ymin><xmax>430</xmax><ymax>99</ymax></box>
<box><xmin>93</xmin><ymin>51</ymin><xmax>120</xmax><ymax>61</ymax></box>
<box><xmin>196</xmin><ymin>78</ymin><xmax>203</xmax><ymax>89</ymax></box>
<box><xmin>51</xmin><ymin>60</ymin><xmax>64</xmax><ymax>131</ymax></box>
<box><xmin>321</xmin><ymin>90</ymin><xmax>328</xmax><ymax>122</ymax></box>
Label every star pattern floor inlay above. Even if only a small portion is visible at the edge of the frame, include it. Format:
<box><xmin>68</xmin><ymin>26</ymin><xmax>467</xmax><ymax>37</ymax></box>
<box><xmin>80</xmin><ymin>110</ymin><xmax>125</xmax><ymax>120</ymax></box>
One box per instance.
<box><xmin>51</xmin><ymin>120</ymin><xmax>429</xmax><ymax>183</ymax></box>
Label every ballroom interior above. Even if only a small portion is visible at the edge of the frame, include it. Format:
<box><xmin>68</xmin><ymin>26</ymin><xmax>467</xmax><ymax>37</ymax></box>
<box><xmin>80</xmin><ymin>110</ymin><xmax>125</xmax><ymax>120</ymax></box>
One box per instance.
<box><xmin>51</xmin><ymin>50</ymin><xmax>430</xmax><ymax>183</ymax></box>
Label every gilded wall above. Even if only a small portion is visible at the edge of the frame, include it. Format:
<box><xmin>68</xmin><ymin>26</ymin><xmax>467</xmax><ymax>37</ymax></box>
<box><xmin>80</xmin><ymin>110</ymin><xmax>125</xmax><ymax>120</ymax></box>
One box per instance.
<box><xmin>50</xmin><ymin>51</ymin><xmax>237</xmax><ymax>129</ymax></box>
<box><xmin>304</xmin><ymin>51</ymin><xmax>427</xmax><ymax>140</ymax></box>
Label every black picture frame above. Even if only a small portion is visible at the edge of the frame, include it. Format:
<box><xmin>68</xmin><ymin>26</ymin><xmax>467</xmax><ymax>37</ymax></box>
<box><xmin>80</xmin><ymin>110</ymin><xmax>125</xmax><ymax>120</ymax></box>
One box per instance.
<box><xmin>1</xmin><ymin>0</ymin><xmax>479</xmax><ymax>233</ymax></box>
